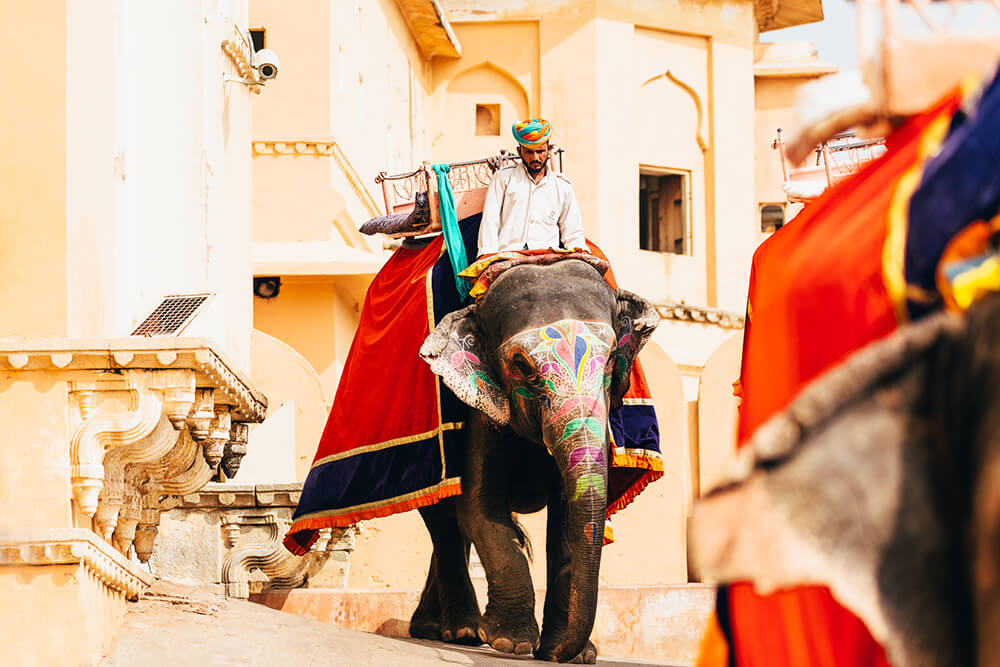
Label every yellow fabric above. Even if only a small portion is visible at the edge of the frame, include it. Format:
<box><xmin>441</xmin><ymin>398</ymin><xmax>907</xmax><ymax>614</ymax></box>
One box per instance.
<box><xmin>460</xmin><ymin>248</ymin><xmax>586</xmax><ymax>298</ymax></box>
<box><xmin>951</xmin><ymin>255</ymin><xmax>1000</xmax><ymax>309</ymax></box>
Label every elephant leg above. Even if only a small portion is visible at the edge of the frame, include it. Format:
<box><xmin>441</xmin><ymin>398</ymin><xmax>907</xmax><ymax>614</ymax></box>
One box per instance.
<box><xmin>537</xmin><ymin>485</ymin><xmax>598</xmax><ymax>664</ymax></box>
<box><xmin>457</xmin><ymin>413</ymin><xmax>540</xmax><ymax>655</ymax></box>
<box><xmin>409</xmin><ymin>548</ymin><xmax>443</xmax><ymax>640</ymax></box>
<box><xmin>410</xmin><ymin>499</ymin><xmax>481</xmax><ymax>645</ymax></box>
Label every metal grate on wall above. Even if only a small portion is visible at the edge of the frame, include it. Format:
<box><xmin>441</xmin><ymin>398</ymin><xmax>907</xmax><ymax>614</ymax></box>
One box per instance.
<box><xmin>131</xmin><ymin>294</ymin><xmax>212</xmax><ymax>337</ymax></box>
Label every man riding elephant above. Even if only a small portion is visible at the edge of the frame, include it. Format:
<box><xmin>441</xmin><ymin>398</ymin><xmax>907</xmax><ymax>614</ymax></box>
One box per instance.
<box><xmin>478</xmin><ymin>118</ymin><xmax>586</xmax><ymax>257</ymax></box>
<box><xmin>284</xmin><ymin>118</ymin><xmax>663</xmax><ymax>663</ymax></box>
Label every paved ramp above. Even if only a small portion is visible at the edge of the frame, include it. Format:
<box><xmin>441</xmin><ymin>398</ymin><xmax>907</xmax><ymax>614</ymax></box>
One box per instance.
<box><xmin>102</xmin><ymin>591</ymin><xmax>682</xmax><ymax>667</ymax></box>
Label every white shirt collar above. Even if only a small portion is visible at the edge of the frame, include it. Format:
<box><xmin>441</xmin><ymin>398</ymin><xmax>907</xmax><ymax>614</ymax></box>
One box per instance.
<box><xmin>519</xmin><ymin>161</ymin><xmax>550</xmax><ymax>185</ymax></box>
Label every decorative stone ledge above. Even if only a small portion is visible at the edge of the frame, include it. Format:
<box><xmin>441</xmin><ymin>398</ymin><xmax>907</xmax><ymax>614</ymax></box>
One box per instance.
<box><xmin>169</xmin><ymin>482</ymin><xmax>303</xmax><ymax>510</ymax></box>
<box><xmin>0</xmin><ymin>529</ymin><xmax>153</xmax><ymax>600</ymax></box>
<box><xmin>0</xmin><ymin>337</ymin><xmax>266</xmax><ymax>422</ymax></box>
<box><xmin>654</xmin><ymin>302</ymin><xmax>745</xmax><ymax>330</ymax></box>
<box><xmin>153</xmin><ymin>483</ymin><xmax>354</xmax><ymax>599</ymax></box>
<box><xmin>0</xmin><ymin>337</ymin><xmax>266</xmax><ymax>577</ymax></box>
<box><xmin>251</xmin><ymin>139</ymin><xmax>384</xmax><ymax>220</ymax></box>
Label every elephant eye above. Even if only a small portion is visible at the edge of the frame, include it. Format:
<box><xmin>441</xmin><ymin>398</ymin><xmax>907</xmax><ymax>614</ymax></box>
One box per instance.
<box><xmin>508</xmin><ymin>348</ymin><xmax>537</xmax><ymax>380</ymax></box>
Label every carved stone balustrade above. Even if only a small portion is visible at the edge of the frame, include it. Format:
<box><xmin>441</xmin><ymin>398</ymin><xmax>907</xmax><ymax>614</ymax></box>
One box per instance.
<box><xmin>0</xmin><ymin>337</ymin><xmax>266</xmax><ymax>664</ymax></box>
<box><xmin>151</xmin><ymin>483</ymin><xmax>354</xmax><ymax>598</ymax></box>
<box><xmin>0</xmin><ymin>340</ymin><xmax>265</xmax><ymax>569</ymax></box>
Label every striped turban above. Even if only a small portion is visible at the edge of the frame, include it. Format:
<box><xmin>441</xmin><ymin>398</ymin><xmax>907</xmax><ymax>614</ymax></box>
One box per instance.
<box><xmin>512</xmin><ymin>118</ymin><xmax>551</xmax><ymax>147</ymax></box>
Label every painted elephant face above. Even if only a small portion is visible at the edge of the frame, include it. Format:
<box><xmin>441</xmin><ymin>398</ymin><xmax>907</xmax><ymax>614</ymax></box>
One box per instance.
<box><xmin>497</xmin><ymin>319</ymin><xmax>615</xmax><ymax>441</ymax></box>
<box><xmin>689</xmin><ymin>295</ymin><xmax>1000</xmax><ymax>667</ymax></box>
<box><xmin>420</xmin><ymin>285</ymin><xmax>657</xmax><ymax>432</ymax></box>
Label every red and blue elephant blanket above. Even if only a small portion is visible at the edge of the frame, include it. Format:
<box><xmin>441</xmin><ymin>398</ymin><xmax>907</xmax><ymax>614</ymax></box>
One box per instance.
<box><xmin>284</xmin><ymin>214</ymin><xmax>662</xmax><ymax>556</ymax></box>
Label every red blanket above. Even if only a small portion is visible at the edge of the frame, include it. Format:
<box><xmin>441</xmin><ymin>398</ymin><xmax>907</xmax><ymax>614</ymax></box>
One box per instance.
<box><xmin>285</xmin><ymin>216</ymin><xmax>661</xmax><ymax>555</ymax></box>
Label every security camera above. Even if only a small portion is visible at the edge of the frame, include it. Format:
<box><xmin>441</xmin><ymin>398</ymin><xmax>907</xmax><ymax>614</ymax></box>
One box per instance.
<box><xmin>253</xmin><ymin>276</ymin><xmax>281</xmax><ymax>299</ymax></box>
<box><xmin>253</xmin><ymin>49</ymin><xmax>280</xmax><ymax>81</ymax></box>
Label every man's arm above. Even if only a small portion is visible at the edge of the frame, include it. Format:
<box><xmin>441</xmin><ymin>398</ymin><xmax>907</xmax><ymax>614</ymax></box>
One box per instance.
<box><xmin>477</xmin><ymin>170</ymin><xmax>506</xmax><ymax>257</ymax></box>
<box><xmin>557</xmin><ymin>177</ymin><xmax>587</xmax><ymax>250</ymax></box>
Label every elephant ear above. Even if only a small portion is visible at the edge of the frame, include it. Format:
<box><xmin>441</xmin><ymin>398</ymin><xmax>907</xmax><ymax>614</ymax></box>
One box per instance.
<box><xmin>687</xmin><ymin>311</ymin><xmax>967</xmax><ymax>667</ymax></box>
<box><xmin>610</xmin><ymin>289</ymin><xmax>660</xmax><ymax>405</ymax></box>
<box><xmin>420</xmin><ymin>304</ymin><xmax>510</xmax><ymax>425</ymax></box>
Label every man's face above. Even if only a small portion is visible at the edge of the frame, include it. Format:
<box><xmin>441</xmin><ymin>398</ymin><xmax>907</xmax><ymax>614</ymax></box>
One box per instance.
<box><xmin>518</xmin><ymin>142</ymin><xmax>549</xmax><ymax>175</ymax></box>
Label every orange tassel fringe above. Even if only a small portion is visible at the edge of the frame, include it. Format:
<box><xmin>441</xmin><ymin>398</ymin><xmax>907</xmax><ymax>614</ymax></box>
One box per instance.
<box><xmin>606</xmin><ymin>469</ymin><xmax>665</xmax><ymax>519</ymax></box>
<box><xmin>284</xmin><ymin>480</ymin><xmax>462</xmax><ymax>555</ymax></box>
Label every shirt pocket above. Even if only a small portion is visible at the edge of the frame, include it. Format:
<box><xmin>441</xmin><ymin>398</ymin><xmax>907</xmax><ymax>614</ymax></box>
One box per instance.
<box><xmin>539</xmin><ymin>208</ymin><xmax>559</xmax><ymax>227</ymax></box>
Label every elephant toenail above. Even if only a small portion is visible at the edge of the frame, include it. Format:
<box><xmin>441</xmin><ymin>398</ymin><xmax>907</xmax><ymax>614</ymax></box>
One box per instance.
<box><xmin>478</xmin><ymin>627</ymin><xmax>488</xmax><ymax>643</ymax></box>
<box><xmin>441</xmin><ymin>630</ymin><xmax>453</xmax><ymax>641</ymax></box>
<box><xmin>492</xmin><ymin>638</ymin><xmax>514</xmax><ymax>653</ymax></box>
<box><xmin>514</xmin><ymin>641</ymin><xmax>534</xmax><ymax>655</ymax></box>
<box><xmin>456</xmin><ymin>628</ymin><xmax>470</xmax><ymax>639</ymax></box>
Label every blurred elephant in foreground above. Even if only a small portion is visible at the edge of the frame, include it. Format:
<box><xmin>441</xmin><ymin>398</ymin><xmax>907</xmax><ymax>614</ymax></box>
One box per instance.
<box><xmin>689</xmin><ymin>293</ymin><xmax>1000</xmax><ymax>667</ymax></box>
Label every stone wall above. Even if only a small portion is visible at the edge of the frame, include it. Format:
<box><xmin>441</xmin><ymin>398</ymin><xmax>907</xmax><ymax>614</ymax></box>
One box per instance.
<box><xmin>151</xmin><ymin>483</ymin><xmax>353</xmax><ymax>597</ymax></box>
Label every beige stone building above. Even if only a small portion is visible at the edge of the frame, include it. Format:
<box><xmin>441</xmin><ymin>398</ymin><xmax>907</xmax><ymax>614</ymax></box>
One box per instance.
<box><xmin>0</xmin><ymin>0</ymin><xmax>833</xmax><ymax>664</ymax></box>
<box><xmin>0</xmin><ymin>1</ymin><xmax>269</xmax><ymax>664</ymax></box>
<box><xmin>242</xmin><ymin>0</ymin><xmax>830</xmax><ymax>661</ymax></box>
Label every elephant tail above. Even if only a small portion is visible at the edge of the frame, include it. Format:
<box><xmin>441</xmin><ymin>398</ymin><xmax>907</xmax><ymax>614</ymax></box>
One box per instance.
<box><xmin>511</xmin><ymin>513</ymin><xmax>533</xmax><ymax>564</ymax></box>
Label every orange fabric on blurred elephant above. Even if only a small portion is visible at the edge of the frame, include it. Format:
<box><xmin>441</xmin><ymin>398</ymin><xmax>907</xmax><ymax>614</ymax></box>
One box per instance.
<box><xmin>697</xmin><ymin>90</ymin><xmax>967</xmax><ymax>667</ymax></box>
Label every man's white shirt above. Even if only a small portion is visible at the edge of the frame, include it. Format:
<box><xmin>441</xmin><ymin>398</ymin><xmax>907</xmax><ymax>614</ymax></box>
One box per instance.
<box><xmin>477</xmin><ymin>163</ymin><xmax>586</xmax><ymax>256</ymax></box>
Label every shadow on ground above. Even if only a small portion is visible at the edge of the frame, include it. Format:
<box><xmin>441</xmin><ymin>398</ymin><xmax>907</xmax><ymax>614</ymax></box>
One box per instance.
<box><xmin>397</xmin><ymin>637</ymin><xmax>683</xmax><ymax>666</ymax></box>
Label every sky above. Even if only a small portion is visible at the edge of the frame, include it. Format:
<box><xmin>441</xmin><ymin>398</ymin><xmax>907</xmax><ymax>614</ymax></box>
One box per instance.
<box><xmin>759</xmin><ymin>0</ymin><xmax>1000</xmax><ymax>69</ymax></box>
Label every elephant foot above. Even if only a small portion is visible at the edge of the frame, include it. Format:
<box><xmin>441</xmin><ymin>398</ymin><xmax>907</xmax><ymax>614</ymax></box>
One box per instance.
<box><xmin>535</xmin><ymin>639</ymin><xmax>597</xmax><ymax>664</ymax></box>
<box><xmin>440</xmin><ymin>609</ymin><xmax>482</xmax><ymax>646</ymax></box>
<box><xmin>477</xmin><ymin>606</ymin><xmax>539</xmax><ymax>655</ymax></box>
<box><xmin>408</xmin><ymin>617</ymin><xmax>441</xmax><ymax>641</ymax></box>
<box><xmin>569</xmin><ymin>641</ymin><xmax>598</xmax><ymax>664</ymax></box>
<box><xmin>411</xmin><ymin>601</ymin><xmax>481</xmax><ymax>645</ymax></box>
<box><xmin>441</xmin><ymin>624</ymin><xmax>481</xmax><ymax>645</ymax></box>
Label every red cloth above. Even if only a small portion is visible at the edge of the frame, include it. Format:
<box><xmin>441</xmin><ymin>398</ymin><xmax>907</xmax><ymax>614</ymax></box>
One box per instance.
<box><xmin>317</xmin><ymin>239</ymin><xmax>445</xmax><ymax>464</ymax></box>
<box><xmin>721</xmin><ymin>92</ymin><xmax>963</xmax><ymax>667</ymax></box>
<box><xmin>284</xmin><ymin>231</ymin><xmax>662</xmax><ymax>555</ymax></box>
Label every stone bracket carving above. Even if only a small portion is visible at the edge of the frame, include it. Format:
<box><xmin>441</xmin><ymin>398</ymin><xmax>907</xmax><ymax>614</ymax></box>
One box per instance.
<box><xmin>0</xmin><ymin>529</ymin><xmax>153</xmax><ymax>600</ymax></box>
<box><xmin>153</xmin><ymin>484</ymin><xmax>353</xmax><ymax>596</ymax></box>
<box><xmin>222</xmin><ymin>422</ymin><xmax>249</xmax><ymax>479</ymax></box>
<box><xmin>219</xmin><ymin>513</ymin><xmax>349</xmax><ymax>598</ymax></box>
<box><xmin>0</xmin><ymin>339</ymin><xmax>268</xmax><ymax>567</ymax></box>
<box><xmin>654</xmin><ymin>302</ymin><xmax>745</xmax><ymax>329</ymax></box>
<box><xmin>69</xmin><ymin>371</ymin><xmax>175</xmax><ymax>517</ymax></box>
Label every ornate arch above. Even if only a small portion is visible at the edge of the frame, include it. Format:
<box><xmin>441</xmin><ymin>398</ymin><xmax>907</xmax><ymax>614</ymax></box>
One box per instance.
<box><xmin>640</xmin><ymin>70</ymin><xmax>709</xmax><ymax>152</ymax></box>
<box><xmin>446</xmin><ymin>61</ymin><xmax>531</xmax><ymax>121</ymax></box>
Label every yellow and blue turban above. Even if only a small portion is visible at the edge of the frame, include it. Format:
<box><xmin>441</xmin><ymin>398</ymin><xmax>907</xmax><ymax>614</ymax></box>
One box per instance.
<box><xmin>512</xmin><ymin>118</ymin><xmax>551</xmax><ymax>147</ymax></box>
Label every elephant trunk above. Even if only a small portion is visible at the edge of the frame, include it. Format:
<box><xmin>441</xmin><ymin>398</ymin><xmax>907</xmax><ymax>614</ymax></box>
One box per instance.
<box><xmin>545</xmin><ymin>416</ymin><xmax>608</xmax><ymax>662</ymax></box>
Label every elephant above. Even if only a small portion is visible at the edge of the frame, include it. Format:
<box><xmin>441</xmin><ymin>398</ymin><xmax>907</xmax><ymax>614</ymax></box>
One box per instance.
<box><xmin>411</xmin><ymin>258</ymin><xmax>659</xmax><ymax>663</ymax></box>
<box><xmin>688</xmin><ymin>291</ymin><xmax>1000</xmax><ymax>667</ymax></box>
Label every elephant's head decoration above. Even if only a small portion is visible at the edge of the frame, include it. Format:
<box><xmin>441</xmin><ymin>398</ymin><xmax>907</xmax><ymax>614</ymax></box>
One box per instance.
<box><xmin>420</xmin><ymin>258</ymin><xmax>658</xmax><ymax>661</ymax></box>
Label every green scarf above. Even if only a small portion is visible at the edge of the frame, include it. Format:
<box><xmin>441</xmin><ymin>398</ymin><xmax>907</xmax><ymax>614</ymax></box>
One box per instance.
<box><xmin>432</xmin><ymin>164</ymin><xmax>471</xmax><ymax>299</ymax></box>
